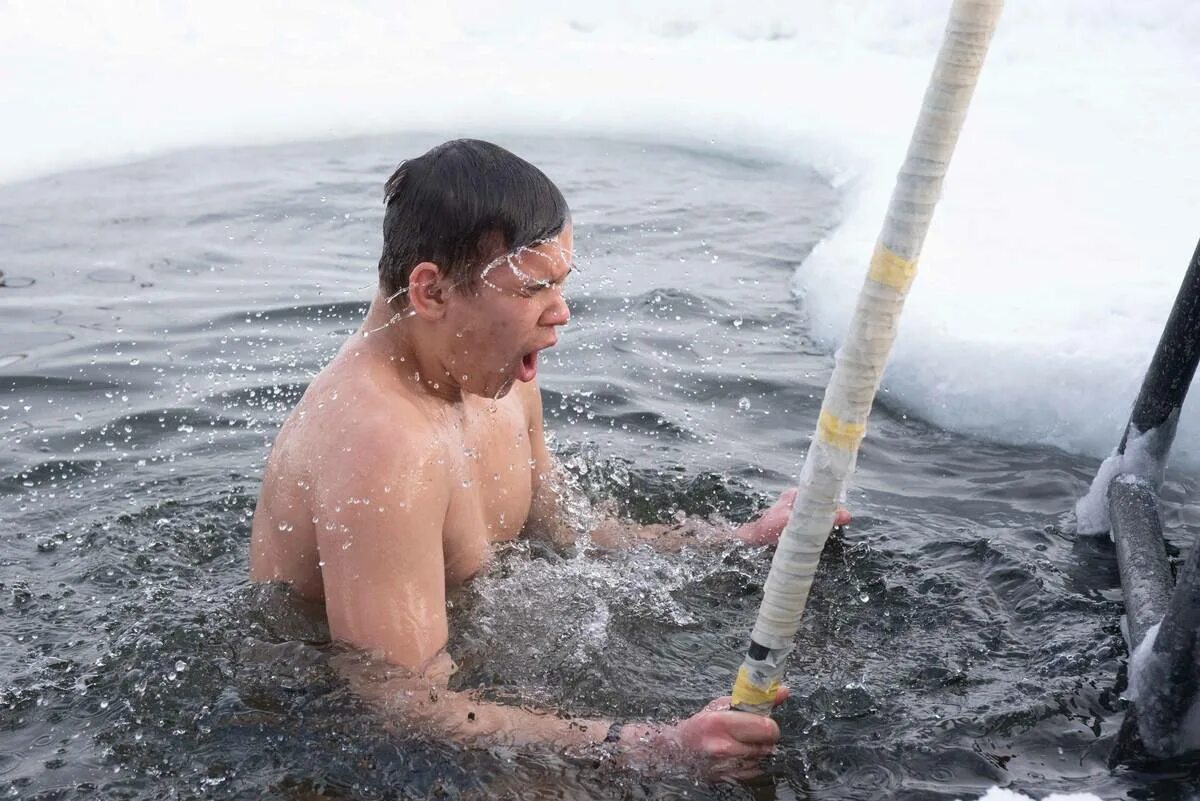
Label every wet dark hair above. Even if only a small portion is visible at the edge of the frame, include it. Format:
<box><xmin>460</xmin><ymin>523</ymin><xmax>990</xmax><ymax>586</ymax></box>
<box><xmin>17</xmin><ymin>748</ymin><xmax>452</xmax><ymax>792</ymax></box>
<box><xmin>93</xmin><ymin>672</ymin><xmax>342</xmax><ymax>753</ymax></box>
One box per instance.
<box><xmin>377</xmin><ymin>139</ymin><xmax>570</xmax><ymax>301</ymax></box>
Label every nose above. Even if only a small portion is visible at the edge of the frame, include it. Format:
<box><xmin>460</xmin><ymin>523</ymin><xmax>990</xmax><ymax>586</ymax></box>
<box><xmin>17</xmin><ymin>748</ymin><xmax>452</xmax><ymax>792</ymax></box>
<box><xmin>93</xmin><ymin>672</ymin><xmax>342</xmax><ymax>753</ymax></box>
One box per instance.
<box><xmin>541</xmin><ymin>291</ymin><xmax>570</xmax><ymax>328</ymax></box>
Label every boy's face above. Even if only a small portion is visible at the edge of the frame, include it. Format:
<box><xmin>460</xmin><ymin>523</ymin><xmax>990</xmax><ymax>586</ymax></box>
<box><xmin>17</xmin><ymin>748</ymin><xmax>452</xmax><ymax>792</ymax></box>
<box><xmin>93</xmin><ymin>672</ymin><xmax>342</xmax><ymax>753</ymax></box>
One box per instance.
<box><xmin>440</xmin><ymin>227</ymin><xmax>574</xmax><ymax>399</ymax></box>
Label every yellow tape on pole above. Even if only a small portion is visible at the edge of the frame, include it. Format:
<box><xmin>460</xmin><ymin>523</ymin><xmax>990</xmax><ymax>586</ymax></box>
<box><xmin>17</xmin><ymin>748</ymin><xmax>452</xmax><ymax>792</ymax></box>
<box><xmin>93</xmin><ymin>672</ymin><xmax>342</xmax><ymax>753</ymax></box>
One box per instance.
<box><xmin>867</xmin><ymin>245</ymin><xmax>918</xmax><ymax>292</ymax></box>
<box><xmin>731</xmin><ymin>667</ymin><xmax>780</xmax><ymax>709</ymax></box>
<box><xmin>816</xmin><ymin>410</ymin><xmax>867</xmax><ymax>451</ymax></box>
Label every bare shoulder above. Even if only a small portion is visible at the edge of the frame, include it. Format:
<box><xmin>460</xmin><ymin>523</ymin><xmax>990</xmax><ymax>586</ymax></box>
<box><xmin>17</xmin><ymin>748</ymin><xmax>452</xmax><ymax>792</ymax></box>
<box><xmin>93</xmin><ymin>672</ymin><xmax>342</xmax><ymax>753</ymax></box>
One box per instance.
<box><xmin>258</xmin><ymin>352</ymin><xmax>451</xmax><ymax>524</ymax></box>
<box><xmin>304</xmin><ymin>362</ymin><xmax>446</xmax><ymax>482</ymax></box>
<box><xmin>252</xmin><ymin>349</ymin><xmax>449</xmax><ymax>580</ymax></box>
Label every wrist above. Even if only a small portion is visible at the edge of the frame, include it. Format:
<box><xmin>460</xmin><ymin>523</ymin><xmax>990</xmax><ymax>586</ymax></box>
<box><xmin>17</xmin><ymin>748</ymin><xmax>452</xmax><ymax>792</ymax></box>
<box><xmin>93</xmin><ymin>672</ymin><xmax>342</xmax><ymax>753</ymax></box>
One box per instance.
<box><xmin>606</xmin><ymin>721</ymin><xmax>677</xmax><ymax>753</ymax></box>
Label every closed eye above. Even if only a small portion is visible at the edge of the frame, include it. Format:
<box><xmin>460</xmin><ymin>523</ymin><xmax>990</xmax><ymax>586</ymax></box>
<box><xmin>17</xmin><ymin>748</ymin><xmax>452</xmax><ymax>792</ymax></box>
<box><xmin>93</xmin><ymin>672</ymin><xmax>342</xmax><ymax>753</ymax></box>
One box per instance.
<box><xmin>523</xmin><ymin>265</ymin><xmax>574</xmax><ymax>295</ymax></box>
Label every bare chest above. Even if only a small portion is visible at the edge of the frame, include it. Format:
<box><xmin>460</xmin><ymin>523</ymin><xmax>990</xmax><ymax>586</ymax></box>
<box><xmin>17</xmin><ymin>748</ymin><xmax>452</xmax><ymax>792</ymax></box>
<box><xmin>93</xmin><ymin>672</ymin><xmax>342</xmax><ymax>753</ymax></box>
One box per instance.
<box><xmin>441</xmin><ymin>400</ymin><xmax>534</xmax><ymax>585</ymax></box>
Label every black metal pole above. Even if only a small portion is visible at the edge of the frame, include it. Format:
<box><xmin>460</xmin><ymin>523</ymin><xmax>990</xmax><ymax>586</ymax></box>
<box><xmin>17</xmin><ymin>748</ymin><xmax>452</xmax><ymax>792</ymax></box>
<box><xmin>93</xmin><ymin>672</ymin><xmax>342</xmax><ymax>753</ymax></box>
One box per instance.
<box><xmin>1109</xmin><ymin>479</ymin><xmax>1174</xmax><ymax>648</ymax></box>
<box><xmin>1107</xmin><ymin>237</ymin><xmax>1200</xmax><ymax>764</ymax></box>
<box><xmin>1106</xmin><ymin>239</ymin><xmax>1200</xmax><ymax>651</ymax></box>
<box><xmin>1105</xmin><ymin>237</ymin><xmax>1200</xmax><ymax>652</ymax></box>
<box><xmin>1117</xmin><ymin>239</ymin><xmax>1200</xmax><ymax>456</ymax></box>
<box><xmin>1134</xmin><ymin>537</ymin><xmax>1200</xmax><ymax>758</ymax></box>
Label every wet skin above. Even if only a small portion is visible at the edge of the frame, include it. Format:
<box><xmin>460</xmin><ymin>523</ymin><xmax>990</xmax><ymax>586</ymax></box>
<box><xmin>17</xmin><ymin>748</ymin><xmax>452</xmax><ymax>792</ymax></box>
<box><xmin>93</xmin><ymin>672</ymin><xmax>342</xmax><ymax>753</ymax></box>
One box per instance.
<box><xmin>251</xmin><ymin>231</ymin><xmax>575</xmax><ymax>669</ymax></box>
<box><xmin>249</xmin><ymin>225</ymin><xmax>847</xmax><ymax>765</ymax></box>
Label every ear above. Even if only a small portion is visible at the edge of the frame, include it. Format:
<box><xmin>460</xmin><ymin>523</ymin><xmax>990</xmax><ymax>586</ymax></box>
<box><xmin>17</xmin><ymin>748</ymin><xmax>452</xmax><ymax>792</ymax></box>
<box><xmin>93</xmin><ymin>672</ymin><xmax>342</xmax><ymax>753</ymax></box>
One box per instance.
<box><xmin>406</xmin><ymin>262</ymin><xmax>450</xmax><ymax>320</ymax></box>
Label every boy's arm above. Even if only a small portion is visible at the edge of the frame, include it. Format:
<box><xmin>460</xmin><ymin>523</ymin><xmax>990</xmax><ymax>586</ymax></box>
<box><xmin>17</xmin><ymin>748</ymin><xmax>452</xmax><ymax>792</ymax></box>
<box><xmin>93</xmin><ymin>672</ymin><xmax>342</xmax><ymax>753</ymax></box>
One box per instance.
<box><xmin>591</xmin><ymin>489</ymin><xmax>852</xmax><ymax>550</ymax></box>
<box><xmin>334</xmin><ymin>649</ymin><xmax>614</xmax><ymax>750</ymax></box>
<box><xmin>518</xmin><ymin>381</ymin><xmax>851</xmax><ymax>551</ymax></box>
<box><xmin>338</xmin><ymin>647</ymin><xmax>790</xmax><ymax>766</ymax></box>
<box><xmin>313</xmin><ymin>414</ymin><xmax>452</xmax><ymax>669</ymax></box>
<box><xmin>320</xmin><ymin>405</ymin><xmax>789</xmax><ymax>766</ymax></box>
<box><xmin>314</xmin><ymin>413</ymin><xmax>613</xmax><ymax>749</ymax></box>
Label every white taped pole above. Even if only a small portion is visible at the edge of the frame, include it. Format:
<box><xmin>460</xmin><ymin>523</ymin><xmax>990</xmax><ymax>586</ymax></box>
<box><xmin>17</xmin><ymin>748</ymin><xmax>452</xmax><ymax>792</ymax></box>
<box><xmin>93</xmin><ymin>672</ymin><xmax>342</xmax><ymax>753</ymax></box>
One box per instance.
<box><xmin>730</xmin><ymin>0</ymin><xmax>1005</xmax><ymax>714</ymax></box>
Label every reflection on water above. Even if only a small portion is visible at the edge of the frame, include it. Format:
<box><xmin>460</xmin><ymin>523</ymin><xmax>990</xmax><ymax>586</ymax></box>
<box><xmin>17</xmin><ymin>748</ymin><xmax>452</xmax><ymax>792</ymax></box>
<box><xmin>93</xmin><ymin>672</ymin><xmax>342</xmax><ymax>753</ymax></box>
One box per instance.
<box><xmin>1</xmin><ymin>135</ymin><xmax>1198</xmax><ymax>799</ymax></box>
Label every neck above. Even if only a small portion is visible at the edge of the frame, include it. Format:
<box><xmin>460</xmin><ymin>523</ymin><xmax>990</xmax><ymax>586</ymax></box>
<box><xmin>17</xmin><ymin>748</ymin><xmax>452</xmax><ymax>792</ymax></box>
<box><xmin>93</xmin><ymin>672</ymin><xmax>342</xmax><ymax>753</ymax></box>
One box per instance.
<box><xmin>359</xmin><ymin>291</ymin><xmax>465</xmax><ymax>404</ymax></box>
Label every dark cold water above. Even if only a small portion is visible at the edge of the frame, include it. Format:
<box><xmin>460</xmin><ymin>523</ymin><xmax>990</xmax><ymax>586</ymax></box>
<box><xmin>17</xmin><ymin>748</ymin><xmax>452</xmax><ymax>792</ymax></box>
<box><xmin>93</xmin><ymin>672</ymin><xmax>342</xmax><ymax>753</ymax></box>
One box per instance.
<box><xmin>1</xmin><ymin>135</ymin><xmax>1198</xmax><ymax>800</ymax></box>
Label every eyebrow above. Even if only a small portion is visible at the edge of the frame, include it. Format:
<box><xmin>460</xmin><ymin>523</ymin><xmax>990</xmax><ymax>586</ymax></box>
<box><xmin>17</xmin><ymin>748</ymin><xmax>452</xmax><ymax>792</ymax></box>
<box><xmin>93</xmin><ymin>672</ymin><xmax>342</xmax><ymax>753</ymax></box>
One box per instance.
<box><xmin>526</xmin><ymin>264</ymin><xmax>575</xmax><ymax>289</ymax></box>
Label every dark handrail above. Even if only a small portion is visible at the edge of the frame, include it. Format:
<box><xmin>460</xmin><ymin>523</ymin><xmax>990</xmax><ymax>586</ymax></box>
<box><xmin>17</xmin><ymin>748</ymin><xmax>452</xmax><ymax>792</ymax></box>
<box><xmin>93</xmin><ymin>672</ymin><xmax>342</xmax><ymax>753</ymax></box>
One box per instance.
<box><xmin>1101</xmin><ymin>237</ymin><xmax>1200</xmax><ymax>763</ymax></box>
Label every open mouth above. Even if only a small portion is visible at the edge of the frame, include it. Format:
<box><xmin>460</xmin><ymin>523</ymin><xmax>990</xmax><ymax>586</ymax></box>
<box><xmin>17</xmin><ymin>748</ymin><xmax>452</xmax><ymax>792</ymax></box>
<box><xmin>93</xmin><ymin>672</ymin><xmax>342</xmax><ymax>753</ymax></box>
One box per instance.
<box><xmin>517</xmin><ymin>350</ymin><xmax>538</xmax><ymax>382</ymax></box>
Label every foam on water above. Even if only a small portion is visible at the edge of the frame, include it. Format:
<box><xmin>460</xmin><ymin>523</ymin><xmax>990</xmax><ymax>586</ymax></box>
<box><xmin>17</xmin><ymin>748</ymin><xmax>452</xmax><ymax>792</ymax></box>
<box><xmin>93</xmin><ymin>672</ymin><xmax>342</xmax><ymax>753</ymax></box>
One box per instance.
<box><xmin>969</xmin><ymin>791</ymin><xmax>1103</xmax><ymax>801</ymax></box>
<box><xmin>3</xmin><ymin>2</ymin><xmax>1199</xmax><ymax>473</ymax></box>
<box><xmin>1075</xmin><ymin>419</ymin><xmax>1174</xmax><ymax>535</ymax></box>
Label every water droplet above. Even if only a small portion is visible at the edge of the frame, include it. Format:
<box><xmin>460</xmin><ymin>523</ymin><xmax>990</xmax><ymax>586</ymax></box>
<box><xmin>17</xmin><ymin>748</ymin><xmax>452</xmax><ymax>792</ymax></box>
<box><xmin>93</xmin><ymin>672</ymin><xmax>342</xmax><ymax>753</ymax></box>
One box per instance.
<box><xmin>737</xmin><ymin>397</ymin><xmax>751</xmax><ymax>411</ymax></box>
<box><xmin>175</xmin><ymin>660</ymin><xmax>187</xmax><ymax>672</ymax></box>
